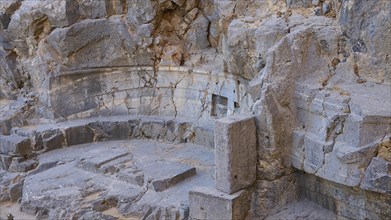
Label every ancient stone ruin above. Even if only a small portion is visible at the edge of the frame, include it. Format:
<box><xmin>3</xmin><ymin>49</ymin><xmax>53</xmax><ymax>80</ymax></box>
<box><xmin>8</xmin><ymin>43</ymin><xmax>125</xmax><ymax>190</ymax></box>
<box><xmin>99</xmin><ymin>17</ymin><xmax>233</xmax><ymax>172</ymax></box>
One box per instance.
<box><xmin>0</xmin><ymin>0</ymin><xmax>390</xmax><ymax>219</ymax></box>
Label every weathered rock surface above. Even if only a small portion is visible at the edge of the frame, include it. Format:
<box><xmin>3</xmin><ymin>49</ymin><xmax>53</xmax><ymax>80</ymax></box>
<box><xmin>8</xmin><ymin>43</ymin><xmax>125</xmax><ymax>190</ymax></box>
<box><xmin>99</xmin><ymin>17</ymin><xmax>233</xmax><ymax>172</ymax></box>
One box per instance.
<box><xmin>215</xmin><ymin>115</ymin><xmax>257</xmax><ymax>194</ymax></box>
<box><xmin>298</xmin><ymin>171</ymin><xmax>391</xmax><ymax>219</ymax></box>
<box><xmin>189</xmin><ymin>187</ymin><xmax>250</xmax><ymax>220</ymax></box>
<box><xmin>1</xmin><ymin>0</ymin><xmax>390</xmax><ymax>219</ymax></box>
<box><xmin>264</xmin><ymin>198</ymin><xmax>337</xmax><ymax>220</ymax></box>
<box><xmin>18</xmin><ymin>139</ymin><xmax>214</xmax><ymax>219</ymax></box>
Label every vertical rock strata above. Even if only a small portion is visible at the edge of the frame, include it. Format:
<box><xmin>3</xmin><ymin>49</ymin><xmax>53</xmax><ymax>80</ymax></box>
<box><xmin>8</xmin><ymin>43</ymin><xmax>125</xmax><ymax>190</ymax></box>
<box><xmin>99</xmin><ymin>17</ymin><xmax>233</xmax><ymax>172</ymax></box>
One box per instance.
<box><xmin>0</xmin><ymin>0</ymin><xmax>390</xmax><ymax>219</ymax></box>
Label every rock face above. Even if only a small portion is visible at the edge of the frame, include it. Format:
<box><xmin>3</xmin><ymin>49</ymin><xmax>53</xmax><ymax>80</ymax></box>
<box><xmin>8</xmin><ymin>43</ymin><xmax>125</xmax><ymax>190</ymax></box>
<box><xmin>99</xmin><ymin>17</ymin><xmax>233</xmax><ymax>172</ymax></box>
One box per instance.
<box><xmin>0</xmin><ymin>0</ymin><xmax>390</xmax><ymax>219</ymax></box>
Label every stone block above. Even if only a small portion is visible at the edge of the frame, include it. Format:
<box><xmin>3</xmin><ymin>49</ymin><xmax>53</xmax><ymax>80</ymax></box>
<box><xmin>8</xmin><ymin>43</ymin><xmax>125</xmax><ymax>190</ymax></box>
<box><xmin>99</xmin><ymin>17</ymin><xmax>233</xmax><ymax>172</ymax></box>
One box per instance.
<box><xmin>303</xmin><ymin>134</ymin><xmax>333</xmax><ymax>174</ymax></box>
<box><xmin>140</xmin><ymin>160</ymin><xmax>197</xmax><ymax>192</ymax></box>
<box><xmin>117</xmin><ymin>169</ymin><xmax>144</xmax><ymax>186</ymax></box>
<box><xmin>64</xmin><ymin>125</ymin><xmax>94</xmax><ymax>146</ymax></box>
<box><xmin>36</xmin><ymin>129</ymin><xmax>66</xmax><ymax>151</ymax></box>
<box><xmin>164</xmin><ymin>120</ymin><xmax>178</xmax><ymax>142</ymax></box>
<box><xmin>361</xmin><ymin>157</ymin><xmax>391</xmax><ymax>195</ymax></box>
<box><xmin>9</xmin><ymin>180</ymin><xmax>23</xmax><ymax>202</ymax></box>
<box><xmin>175</xmin><ymin>122</ymin><xmax>194</xmax><ymax>142</ymax></box>
<box><xmin>189</xmin><ymin>187</ymin><xmax>250</xmax><ymax>220</ymax></box>
<box><xmin>88</xmin><ymin>121</ymin><xmax>133</xmax><ymax>141</ymax></box>
<box><xmin>0</xmin><ymin>135</ymin><xmax>31</xmax><ymax>157</ymax></box>
<box><xmin>128</xmin><ymin>119</ymin><xmax>141</xmax><ymax>138</ymax></box>
<box><xmin>214</xmin><ymin>115</ymin><xmax>256</xmax><ymax>194</ymax></box>
<box><xmin>140</xmin><ymin>119</ymin><xmax>167</xmax><ymax>140</ymax></box>
<box><xmin>0</xmin><ymin>172</ymin><xmax>22</xmax><ymax>202</ymax></box>
<box><xmin>0</xmin><ymin>154</ymin><xmax>13</xmax><ymax>170</ymax></box>
<box><xmin>193</xmin><ymin>126</ymin><xmax>214</xmax><ymax>149</ymax></box>
<box><xmin>152</xmin><ymin>166</ymin><xmax>196</xmax><ymax>192</ymax></box>
<box><xmin>317</xmin><ymin>149</ymin><xmax>362</xmax><ymax>187</ymax></box>
<box><xmin>77</xmin><ymin>149</ymin><xmax>129</xmax><ymax>172</ymax></box>
<box><xmin>8</xmin><ymin>158</ymin><xmax>38</xmax><ymax>172</ymax></box>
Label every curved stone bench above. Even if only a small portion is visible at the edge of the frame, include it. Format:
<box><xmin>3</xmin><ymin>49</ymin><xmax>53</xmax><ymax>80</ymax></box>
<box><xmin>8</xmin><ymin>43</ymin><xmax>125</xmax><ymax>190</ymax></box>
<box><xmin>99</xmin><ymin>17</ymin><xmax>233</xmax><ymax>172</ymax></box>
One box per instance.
<box><xmin>0</xmin><ymin>115</ymin><xmax>214</xmax><ymax>172</ymax></box>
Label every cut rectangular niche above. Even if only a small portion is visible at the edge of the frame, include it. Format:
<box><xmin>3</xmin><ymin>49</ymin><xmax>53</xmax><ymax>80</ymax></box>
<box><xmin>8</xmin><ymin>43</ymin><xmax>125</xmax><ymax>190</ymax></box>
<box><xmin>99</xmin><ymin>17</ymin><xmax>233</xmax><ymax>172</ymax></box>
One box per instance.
<box><xmin>211</xmin><ymin>94</ymin><xmax>228</xmax><ymax>118</ymax></box>
<box><xmin>211</xmin><ymin>94</ymin><xmax>240</xmax><ymax>118</ymax></box>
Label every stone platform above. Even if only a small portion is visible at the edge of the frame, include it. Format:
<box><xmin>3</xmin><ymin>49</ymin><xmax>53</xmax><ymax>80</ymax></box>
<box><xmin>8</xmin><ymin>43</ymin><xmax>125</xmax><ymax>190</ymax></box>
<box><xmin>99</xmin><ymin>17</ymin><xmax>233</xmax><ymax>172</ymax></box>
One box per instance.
<box><xmin>1</xmin><ymin>139</ymin><xmax>215</xmax><ymax>219</ymax></box>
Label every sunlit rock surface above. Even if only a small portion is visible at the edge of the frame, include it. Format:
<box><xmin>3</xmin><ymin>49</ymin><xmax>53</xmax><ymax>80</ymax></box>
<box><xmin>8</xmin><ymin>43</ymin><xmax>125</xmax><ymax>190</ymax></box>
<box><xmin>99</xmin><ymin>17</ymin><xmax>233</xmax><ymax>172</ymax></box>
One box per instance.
<box><xmin>0</xmin><ymin>0</ymin><xmax>390</xmax><ymax>219</ymax></box>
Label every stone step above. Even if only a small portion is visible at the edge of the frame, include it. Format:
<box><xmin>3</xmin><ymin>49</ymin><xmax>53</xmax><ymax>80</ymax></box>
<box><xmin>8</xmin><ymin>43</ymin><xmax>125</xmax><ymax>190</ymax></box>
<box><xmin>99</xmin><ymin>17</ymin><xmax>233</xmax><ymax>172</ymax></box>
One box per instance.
<box><xmin>77</xmin><ymin>148</ymin><xmax>130</xmax><ymax>173</ymax></box>
<box><xmin>139</xmin><ymin>160</ymin><xmax>197</xmax><ymax>192</ymax></box>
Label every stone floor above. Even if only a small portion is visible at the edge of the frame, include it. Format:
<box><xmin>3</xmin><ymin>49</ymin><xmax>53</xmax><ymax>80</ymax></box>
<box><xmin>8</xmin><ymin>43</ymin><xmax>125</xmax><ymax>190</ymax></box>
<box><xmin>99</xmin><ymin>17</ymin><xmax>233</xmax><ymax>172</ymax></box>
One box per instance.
<box><xmin>1</xmin><ymin>139</ymin><xmax>215</xmax><ymax>219</ymax></box>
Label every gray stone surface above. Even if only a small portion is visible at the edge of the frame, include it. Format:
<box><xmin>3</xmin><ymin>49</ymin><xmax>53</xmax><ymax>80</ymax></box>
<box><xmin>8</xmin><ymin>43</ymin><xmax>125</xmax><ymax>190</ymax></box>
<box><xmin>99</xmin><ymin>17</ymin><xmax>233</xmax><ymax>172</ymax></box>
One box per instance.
<box><xmin>0</xmin><ymin>139</ymin><xmax>215</xmax><ymax>219</ymax></box>
<box><xmin>215</xmin><ymin>115</ymin><xmax>257</xmax><ymax>194</ymax></box>
<box><xmin>0</xmin><ymin>135</ymin><xmax>31</xmax><ymax>157</ymax></box>
<box><xmin>361</xmin><ymin>157</ymin><xmax>391</xmax><ymax>195</ymax></box>
<box><xmin>263</xmin><ymin>198</ymin><xmax>337</xmax><ymax>220</ymax></box>
<box><xmin>77</xmin><ymin>147</ymin><xmax>129</xmax><ymax>173</ymax></box>
<box><xmin>0</xmin><ymin>171</ymin><xmax>24</xmax><ymax>202</ymax></box>
<box><xmin>117</xmin><ymin>168</ymin><xmax>144</xmax><ymax>186</ymax></box>
<box><xmin>13</xmin><ymin>115</ymin><xmax>215</xmax><ymax>150</ymax></box>
<box><xmin>64</xmin><ymin>125</ymin><xmax>94</xmax><ymax>146</ymax></box>
<box><xmin>0</xmin><ymin>0</ymin><xmax>390</xmax><ymax>219</ymax></box>
<box><xmin>292</xmin><ymin>83</ymin><xmax>391</xmax><ymax>189</ymax></box>
<box><xmin>9</xmin><ymin>180</ymin><xmax>23</xmax><ymax>202</ymax></box>
<box><xmin>8</xmin><ymin>158</ymin><xmax>38</xmax><ymax>173</ymax></box>
<box><xmin>248</xmin><ymin>174</ymin><xmax>299</xmax><ymax>219</ymax></box>
<box><xmin>139</xmin><ymin>160</ymin><xmax>196</xmax><ymax>192</ymax></box>
<box><xmin>0</xmin><ymin>154</ymin><xmax>13</xmax><ymax>170</ymax></box>
<box><xmin>189</xmin><ymin>187</ymin><xmax>250</xmax><ymax>220</ymax></box>
<box><xmin>34</xmin><ymin>129</ymin><xmax>65</xmax><ymax>152</ymax></box>
<box><xmin>298</xmin><ymin>172</ymin><xmax>391</xmax><ymax>220</ymax></box>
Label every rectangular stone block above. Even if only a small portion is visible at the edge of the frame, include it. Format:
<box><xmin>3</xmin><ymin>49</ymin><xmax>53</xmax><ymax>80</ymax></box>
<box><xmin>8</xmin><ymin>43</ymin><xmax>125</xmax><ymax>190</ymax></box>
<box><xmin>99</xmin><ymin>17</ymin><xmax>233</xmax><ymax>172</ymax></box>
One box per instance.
<box><xmin>141</xmin><ymin>160</ymin><xmax>196</xmax><ymax>192</ymax></box>
<box><xmin>35</xmin><ymin>129</ymin><xmax>65</xmax><ymax>151</ymax></box>
<box><xmin>64</xmin><ymin>125</ymin><xmax>94</xmax><ymax>146</ymax></box>
<box><xmin>303</xmin><ymin>134</ymin><xmax>333</xmax><ymax>174</ymax></box>
<box><xmin>194</xmin><ymin>126</ymin><xmax>214</xmax><ymax>149</ymax></box>
<box><xmin>0</xmin><ymin>135</ymin><xmax>31</xmax><ymax>157</ymax></box>
<box><xmin>140</xmin><ymin>119</ymin><xmax>167</xmax><ymax>140</ymax></box>
<box><xmin>8</xmin><ymin>158</ymin><xmax>38</xmax><ymax>172</ymax></box>
<box><xmin>117</xmin><ymin>169</ymin><xmax>144</xmax><ymax>186</ymax></box>
<box><xmin>214</xmin><ymin>115</ymin><xmax>256</xmax><ymax>194</ymax></box>
<box><xmin>88</xmin><ymin>121</ymin><xmax>133</xmax><ymax>141</ymax></box>
<box><xmin>189</xmin><ymin>187</ymin><xmax>250</xmax><ymax>220</ymax></box>
<box><xmin>77</xmin><ymin>149</ymin><xmax>129</xmax><ymax>172</ymax></box>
